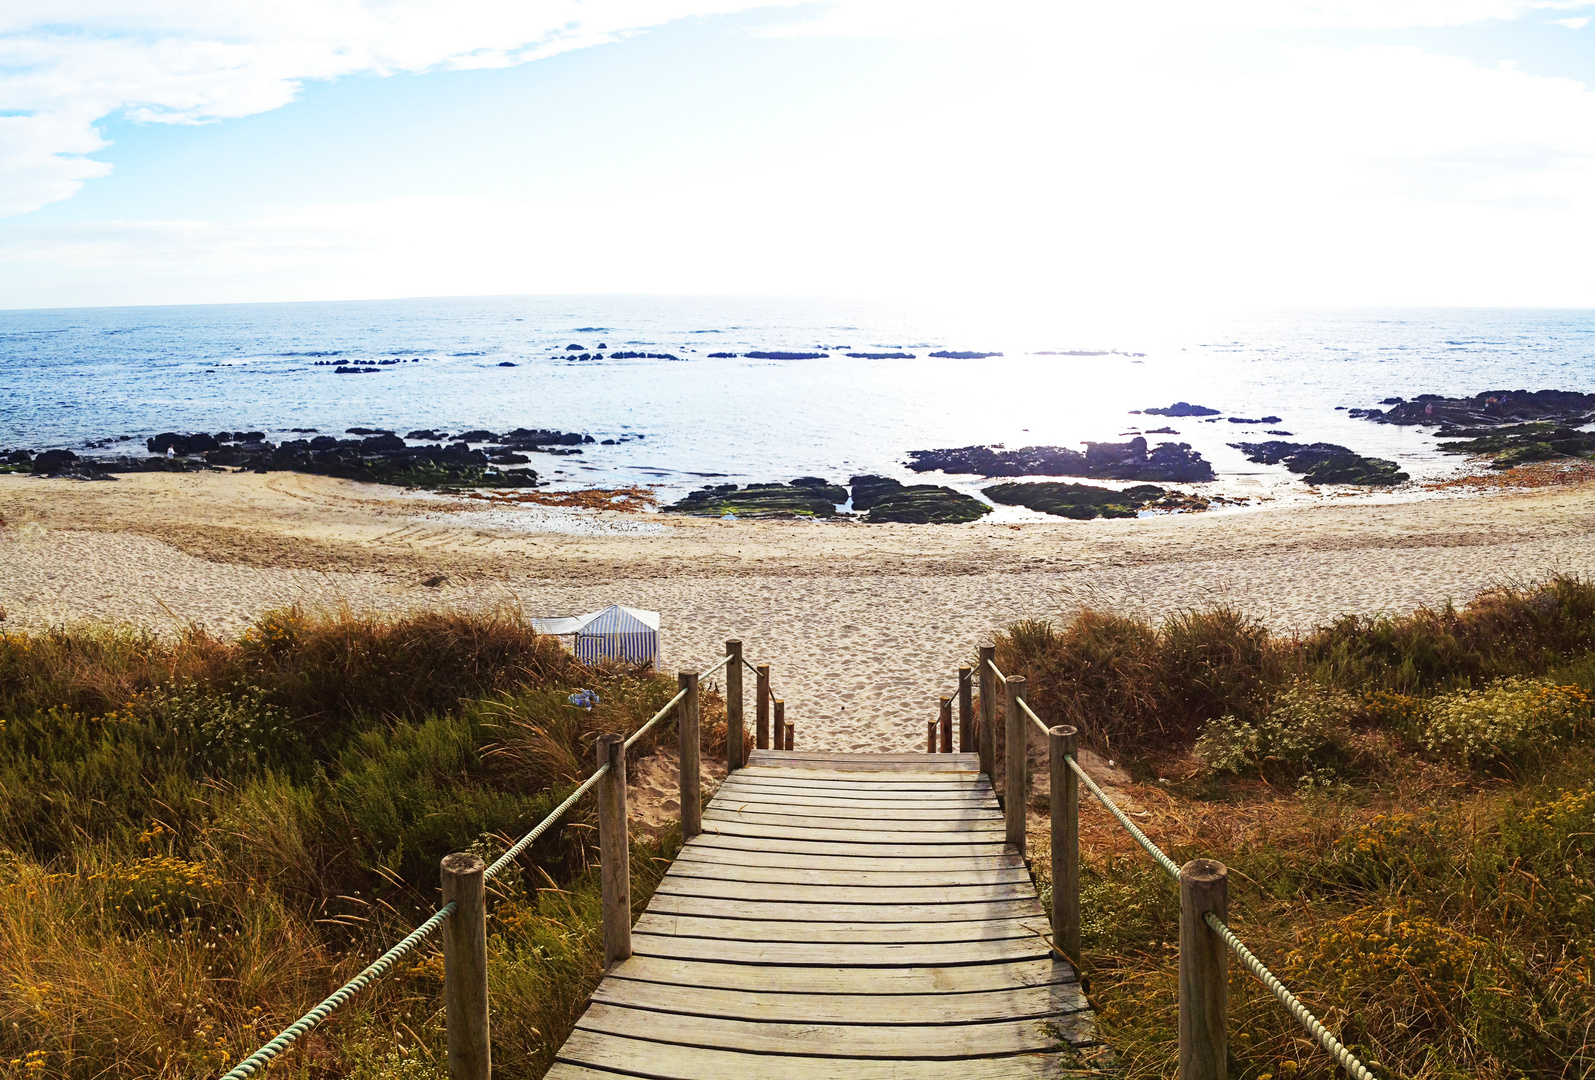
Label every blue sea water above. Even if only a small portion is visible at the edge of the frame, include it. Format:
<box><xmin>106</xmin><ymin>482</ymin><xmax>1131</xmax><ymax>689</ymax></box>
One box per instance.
<box><xmin>1</xmin><ymin>296</ymin><xmax>1592</xmax><ymax>502</ymax></box>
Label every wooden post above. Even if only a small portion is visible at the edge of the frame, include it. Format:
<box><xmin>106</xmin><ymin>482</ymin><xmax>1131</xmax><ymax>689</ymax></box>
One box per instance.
<box><xmin>596</xmin><ymin>733</ymin><xmax>631</xmax><ymax>968</ymax></box>
<box><xmin>1179</xmin><ymin>859</ymin><xmax>1229</xmax><ymax>1080</ymax></box>
<box><xmin>927</xmin><ymin>718</ymin><xmax>937</xmax><ymax>753</ymax></box>
<box><xmin>726</xmin><ymin>640</ymin><xmax>744</xmax><ymax>773</ymax></box>
<box><xmin>756</xmin><ymin>664</ymin><xmax>771</xmax><ymax>750</ymax></box>
<box><xmin>773</xmin><ymin>700</ymin><xmax>785</xmax><ymax>751</ymax></box>
<box><xmin>978</xmin><ymin>644</ymin><xmax>996</xmax><ymax>782</ymax></box>
<box><xmin>1005</xmin><ymin>675</ymin><xmax>1027</xmax><ymax>858</ymax></box>
<box><xmin>1051</xmin><ymin>725</ymin><xmax>1080</xmax><ymax>964</ymax></box>
<box><xmin>784</xmin><ymin>721</ymin><xmax>794</xmax><ymax>750</ymax></box>
<box><xmin>678</xmin><ymin>672</ymin><xmax>701</xmax><ymax>839</ymax></box>
<box><xmin>958</xmin><ymin>666</ymin><xmax>973</xmax><ymax>753</ymax></box>
<box><xmin>939</xmin><ymin>697</ymin><xmax>953</xmax><ymax>753</ymax></box>
<box><xmin>440</xmin><ymin>852</ymin><xmax>489</xmax><ymax>1080</ymax></box>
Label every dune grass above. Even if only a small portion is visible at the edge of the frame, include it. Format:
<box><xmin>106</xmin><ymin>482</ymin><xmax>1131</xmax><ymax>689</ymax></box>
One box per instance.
<box><xmin>1000</xmin><ymin>575</ymin><xmax>1595</xmax><ymax>1079</ymax></box>
<box><xmin>0</xmin><ymin>608</ymin><xmax>686</xmax><ymax>1080</ymax></box>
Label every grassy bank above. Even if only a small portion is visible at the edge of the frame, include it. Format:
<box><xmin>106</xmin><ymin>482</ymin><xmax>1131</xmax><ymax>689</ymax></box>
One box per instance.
<box><xmin>998</xmin><ymin>575</ymin><xmax>1595</xmax><ymax>1079</ymax></box>
<box><xmin>0</xmin><ymin>609</ymin><xmax>710</xmax><ymax>1080</ymax></box>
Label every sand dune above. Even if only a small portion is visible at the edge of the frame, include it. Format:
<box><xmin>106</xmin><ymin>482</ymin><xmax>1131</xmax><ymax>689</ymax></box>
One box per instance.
<box><xmin>4</xmin><ymin>471</ymin><xmax>1593</xmax><ymax>752</ymax></box>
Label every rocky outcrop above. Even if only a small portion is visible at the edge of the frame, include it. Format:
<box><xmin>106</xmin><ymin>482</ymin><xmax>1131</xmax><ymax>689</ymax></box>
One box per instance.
<box><xmin>983</xmin><ymin>481</ymin><xmax>1207</xmax><ymax>519</ymax></box>
<box><xmin>848</xmin><ymin>475</ymin><xmax>991</xmax><ymax>523</ymax></box>
<box><xmin>1142</xmin><ymin>402</ymin><xmax>1220</xmax><ymax>417</ymax></box>
<box><xmin>1435</xmin><ymin>424</ymin><xmax>1595</xmax><ymax>469</ymax></box>
<box><xmin>666</xmin><ymin>479</ymin><xmax>846</xmax><ymax>518</ymax></box>
<box><xmin>847</xmin><ymin>352</ymin><xmax>915</xmax><ymax>359</ymax></box>
<box><xmin>927</xmin><ymin>350</ymin><xmax>1001</xmax><ymax>359</ymax></box>
<box><xmin>1230</xmin><ymin>441</ymin><xmax>1407</xmax><ymax>485</ymax></box>
<box><xmin>1353</xmin><ymin>389</ymin><xmax>1595</xmax><ymax>428</ymax></box>
<box><xmin>743</xmin><ymin>351</ymin><xmax>827</xmax><ymax>360</ymax></box>
<box><xmin>906</xmin><ymin>440</ymin><xmax>1213</xmax><ymax>483</ymax></box>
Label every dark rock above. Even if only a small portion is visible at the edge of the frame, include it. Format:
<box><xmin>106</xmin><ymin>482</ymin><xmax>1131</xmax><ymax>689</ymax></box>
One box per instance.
<box><xmin>1359</xmin><ymin>389</ymin><xmax>1595</xmax><ymax>428</ymax></box>
<box><xmin>1435</xmin><ymin>423</ymin><xmax>1595</xmax><ymax>469</ymax></box>
<box><xmin>928</xmin><ymin>350</ymin><xmax>1001</xmax><ymax>359</ymax></box>
<box><xmin>984</xmin><ymin>481</ymin><xmax>1206</xmax><ymax>519</ymax></box>
<box><xmin>422</xmin><ymin>575</ymin><xmax>448</xmax><ymax>588</ymax></box>
<box><xmin>499</xmin><ymin>428</ymin><xmax>586</xmax><ymax>447</ymax></box>
<box><xmin>1143</xmin><ymin>402</ymin><xmax>1220</xmax><ymax>417</ymax></box>
<box><xmin>453</xmin><ymin>430</ymin><xmax>500</xmax><ymax>443</ymax></box>
<box><xmin>1227</xmin><ymin>416</ymin><xmax>1281</xmax><ymax>424</ymax></box>
<box><xmin>147</xmin><ymin>432</ymin><xmax>220</xmax><ymax>456</ymax></box>
<box><xmin>906</xmin><ymin>440</ymin><xmax>1213</xmax><ymax>483</ymax></box>
<box><xmin>406</xmin><ymin>430</ymin><xmax>448</xmax><ymax>441</ymax></box>
<box><xmin>346</xmin><ymin>428</ymin><xmax>393</xmax><ymax>436</ymax></box>
<box><xmin>1230</xmin><ymin>441</ymin><xmax>1407</xmax><ymax>485</ymax></box>
<box><xmin>238</xmin><ymin>431</ymin><xmax>265</xmax><ymax>442</ymax></box>
<box><xmin>498</xmin><ymin>361</ymin><xmax>518</xmax><ymax>367</ymax></box>
<box><xmin>334</xmin><ymin>366</ymin><xmax>377</xmax><ymax>374</ymax></box>
<box><xmin>1145</xmin><ymin>427</ymin><xmax>1179</xmax><ymax>434</ymax></box>
<box><xmin>1265</xmin><ymin>430</ymin><xmax>1294</xmax><ymax>436</ymax></box>
<box><xmin>848</xmin><ymin>475</ymin><xmax>991</xmax><ymax>523</ymax></box>
<box><xmin>666</xmin><ymin>480</ymin><xmax>847</xmax><ymax>518</ymax></box>
<box><xmin>847</xmin><ymin>352</ymin><xmax>916</xmax><ymax>359</ymax></box>
<box><xmin>310</xmin><ymin>435</ymin><xmax>340</xmax><ymax>450</ymax></box>
<box><xmin>566</xmin><ymin>343</ymin><xmax>584</xmax><ymax>350</ymax></box>
<box><xmin>360</xmin><ymin>434</ymin><xmax>406</xmax><ymax>453</ymax></box>
<box><xmin>487</xmin><ymin>451</ymin><xmax>531</xmax><ymax>464</ymax></box>
<box><xmin>600</xmin><ymin>439</ymin><xmax>617</xmax><ymax>445</ymax></box>
<box><xmin>708</xmin><ymin>352</ymin><xmax>738</xmax><ymax>358</ymax></box>
<box><xmin>743</xmin><ymin>351</ymin><xmax>827</xmax><ymax>360</ymax></box>
<box><xmin>1380</xmin><ymin>397</ymin><xmax>1405</xmax><ymax>405</ymax></box>
<box><xmin>214</xmin><ymin>431</ymin><xmax>234</xmax><ymax>442</ymax></box>
<box><xmin>31</xmin><ymin>449</ymin><xmax>79</xmax><ymax>475</ymax></box>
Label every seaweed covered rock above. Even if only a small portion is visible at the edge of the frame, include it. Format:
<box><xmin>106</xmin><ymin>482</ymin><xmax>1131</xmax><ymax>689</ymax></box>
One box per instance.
<box><xmin>1356</xmin><ymin>389</ymin><xmax>1595</xmax><ymax>429</ymax></box>
<box><xmin>906</xmin><ymin>439</ymin><xmax>1213</xmax><ymax>482</ymax></box>
<box><xmin>1435</xmin><ymin>423</ymin><xmax>1595</xmax><ymax>469</ymax></box>
<box><xmin>984</xmin><ymin>481</ymin><xmax>1206</xmax><ymax>519</ymax></box>
<box><xmin>848</xmin><ymin>475</ymin><xmax>991</xmax><ymax>523</ymax></box>
<box><xmin>1231</xmin><ymin>441</ymin><xmax>1407</xmax><ymax>485</ymax></box>
<box><xmin>667</xmin><ymin>480</ymin><xmax>846</xmax><ymax>517</ymax></box>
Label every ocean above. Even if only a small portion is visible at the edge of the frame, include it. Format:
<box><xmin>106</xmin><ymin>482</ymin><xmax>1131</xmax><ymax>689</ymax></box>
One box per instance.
<box><xmin>3</xmin><ymin>296</ymin><xmax>1593</xmax><ymax>509</ymax></box>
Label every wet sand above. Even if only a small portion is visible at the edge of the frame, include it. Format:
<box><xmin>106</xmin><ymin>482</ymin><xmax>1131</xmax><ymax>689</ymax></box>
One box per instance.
<box><xmin>3</xmin><ymin>470</ymin><xmax>1593</xmax><ymax>752</ymax></box>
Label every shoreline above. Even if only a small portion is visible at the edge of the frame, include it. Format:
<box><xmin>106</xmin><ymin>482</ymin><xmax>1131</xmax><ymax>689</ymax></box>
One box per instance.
<box><xmin>5</xmin><ymin>470</ymin><xmax>1594</xmax><ymax>752</ymax></box>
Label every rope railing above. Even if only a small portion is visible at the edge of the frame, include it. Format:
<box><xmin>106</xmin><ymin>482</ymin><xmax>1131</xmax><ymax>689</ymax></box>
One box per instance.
<box><xmin>1016</xmin><ymin>696</ymin><xmax>1050</xmax><ymax>740</ymax></box>
<box><xmin>1064</xmin><ymin>753</ymin><xmax>1181</xmax><ymax>881</ymax></box>
<box><xmin>221</xmin><ymin>640</ymin><xmax>764</xmax><ymax>1080</ymax></box>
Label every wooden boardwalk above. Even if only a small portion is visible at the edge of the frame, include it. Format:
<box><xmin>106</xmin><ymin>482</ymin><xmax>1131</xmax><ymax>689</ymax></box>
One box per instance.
<box><xmin>546</xmin><ymin>749</ymin><xmax>1096</xmax><ymax>1079</ymax></box>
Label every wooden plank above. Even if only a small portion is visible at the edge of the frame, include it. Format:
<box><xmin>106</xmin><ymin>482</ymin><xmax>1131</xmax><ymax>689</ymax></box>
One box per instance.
<box><xmin>645</xmin><ymin>893</ymin><xmax>1045</xmax><ymax>923</ymax></box>
<box><xmin>735</xmin><ymin>765</ymin><xmax>981</xmax><ymax>783</ymax></box>
<box><xmin>714</xmin><ymin>786</ymin><xmax>997</xmax><ymax>808</ymax></box>
<box><xmin>748</xmin><ymin>751</ymin><xmax>982</xmax><ymax>766</ymax></box>
<box><xmin>591</xmin><ymin>978</ymin><xmax>1089</xmax><ymax>1025</ymax></box>
<box><xmin>575</xmin><ymin>1003</ymin><xmax>1064</xmax><ymax>1057</ymax></box>
<box><xmin>706</xmin><ymin>800</ymin><xmax>1002</xmax><ymax>823</ymax></box>
<box><xmin>653</xmin><ymin>877</ymin><xmax>1036</xmax><ymax>906</ymax></box>
<box><xmin>682</xmin><ymin>832</ymin><xmax>1010</xmax><ymax>860</ymax></box>
<box><xmin>630</xmin><ymin>932</ymin><xmax>1053</xmax><ymax>967</ymax></box>
<box><xmin>702</xmin><ymin>809</ymin><xmax>1004</xmax><ymax>834</ymax></box>
<box><xmin>661</xmin><ymin>862</ymin><xmax>1030</xmax><ymax>888</ymax></box>
<box><xmin>632</xmin><ymin>912</ymin><xmax>1044</xmax><ymax>945</ymax></box>
<box><xmin>604</xmin><ymin>954</ymin><xmax>1077</xmax><ymax>994</ymax></box>
<box><xmin>672</xmin><ymin>844</ymin><xmax>1023</xmax><ymax>874</ymax></box>
<box><xmin>556</xmin><ymin>1031</ymin><xmax>1072</xmax><ymax>1080</ymax></box>
<box><xmin>717</xmin><ymin>776</ymin><xmax>994</xmax><ymax>796</ymax></box>
<box><xmin>697</xmin><ymin>819</ymin><xmax>1008</xmax><ymax>845</ymax></box>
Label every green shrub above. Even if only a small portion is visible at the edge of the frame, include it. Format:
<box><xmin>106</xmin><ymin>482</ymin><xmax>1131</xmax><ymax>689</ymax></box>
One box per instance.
<box><xmin>1422</xmin><ymin>678</ymin><xmax>1591</xmax><ymax>768</ymax></box>
<box><xmin>1196</xmin><ymin>681</ymin><xmax>1356</xmax><ymax>779</ymax></box>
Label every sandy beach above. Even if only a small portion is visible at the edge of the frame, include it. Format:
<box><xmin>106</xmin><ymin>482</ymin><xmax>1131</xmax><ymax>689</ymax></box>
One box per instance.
<box><xmin>3</xmin><ymin>470</ymin><xmax>1593</xmax><ymax>752</ymax></box>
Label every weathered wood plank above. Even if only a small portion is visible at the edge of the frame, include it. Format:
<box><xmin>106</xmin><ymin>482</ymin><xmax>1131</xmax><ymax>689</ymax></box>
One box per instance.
<box><xmin>682</xmin><ymin>832</ymin><xmax>1011</xmax><ymax>860</ymax></box>
<box><xmin>707</xmin><ymin>800</ymin><xmax>1002</xmax><ymax>822</ymax></box>
<box><xmin>735</xmin><ymin>765</ymin><xmax>981</xmax><ymax>783</ymax></box>
<box><xmin>603</xmin><ymin>954</ymin><xmax>1077</xmax><ymax>994</ymax></box>
<box><xmin>630</xmin><ymin>932</ymin><xmax>1053</xmax><ymax>967</ymax></box>
<box><xmin>555</xmin><ymin>1031</ymin><xmax>1072</xmax><ymax>1080</ymax></box>
<box><xmin>631</xmin><ymin>912</ymin><xmax>1043</xmax><ymax>944</ymax></box>
<box><xmin>748</xmin><ymin>750</ymin><xmax>982</xmax><ymax>767</ymax></box>
<box><xmin>702</xmin><ymin>809</ymin><xmax>1005</xmax><ymax>834</ymax></box>
<box><xmin>575</xmin><ymin>1002</ymin><xmax>1084</xmax><ymax>1057</ymax></box>
<box><xmin>661</xmin><ymin>862</ymin><xmax>1029</xmax><ymax>888</ymax></box>
<box><xmin>696</xmin><ymin>819</ymin><xmax>1008</xmax><ymax>845</ymax></box>
<box><xmin>672</xmin><ymin>844</ymin><xmax>1022</xmax><ymax>874</ymax></box>
<box><xmin>654</xmin><ymin>876</ymin><xmax>1034</xmax><ymax>906</ymax></box>
<box><xmin>644</xmin><ymin>892</ymin><xmax>1045</xmax><ymax>923</ymax></box>
<box><xmin>715</xmin><ymin>785</ymin><xmax>997</xmax><ymax>809</ymax></box>
<box><xmin>590</xmin><ymin>978</ymin><xmax>1089</xmax><ymax>1025</ymax></box>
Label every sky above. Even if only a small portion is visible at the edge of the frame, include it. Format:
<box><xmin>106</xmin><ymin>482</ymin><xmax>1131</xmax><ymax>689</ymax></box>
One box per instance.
<box><xmin>1</xmin><ymin>1</ymin><xmax>1594</xmax><ymax>312</ymax></box>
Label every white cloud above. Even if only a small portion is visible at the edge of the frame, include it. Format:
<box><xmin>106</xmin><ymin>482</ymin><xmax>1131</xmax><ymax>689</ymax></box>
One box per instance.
<box><xmin>1551</xmin><ymin>15</ymin><xmax>1592</xmax><ymax>25</ymax></box>
<box><xmin>0</xmin><ymin>1</ymin><xmax>790</xmax><ymax>217</ymax></box>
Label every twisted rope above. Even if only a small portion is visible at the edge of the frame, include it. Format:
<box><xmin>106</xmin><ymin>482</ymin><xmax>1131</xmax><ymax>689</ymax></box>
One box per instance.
<box><xmin>1064</xmin><ymin>753</ymin><xmax>1181</xmax><ymax>881</ymax></box>
<box><xmin>223</xmin><ymin>659</ymin><xmax>710</xmax><ymax>1077</ymax></box>
<box><xmin>984</xmin><ymin>657</ymin><xmax>1008</xmax><ymax>683</ymax></box>
<box><xmin>1016</xmin><ymin>697</ymin><xmax>1051</xmax><ymax>739</ymax></box>
<box><xmin>1060</xmin><ymin>752</ymin><xmax>1376</xmax><ymax>1079</ymax></box>
<box><xmin>697</xmin><ymin>653</ymin><xmax>732</xmax><ymax>681</ymax></box>
<box><xmin>1205</xmin><ymin>911</ymin><xmax>1376</xmax><ymax>1080</ymax></box>
<box><xmin>220</xmin><ymin>903</ymin><xmax>457</xmax><ymax>1078</ymax></box>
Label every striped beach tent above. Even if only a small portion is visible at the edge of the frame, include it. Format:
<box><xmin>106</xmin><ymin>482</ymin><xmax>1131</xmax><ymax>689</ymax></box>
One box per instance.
<box><xmin>533</xmin><ymin>604</ymin><xmax>659</xmax><ymax>667</ymax></box>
